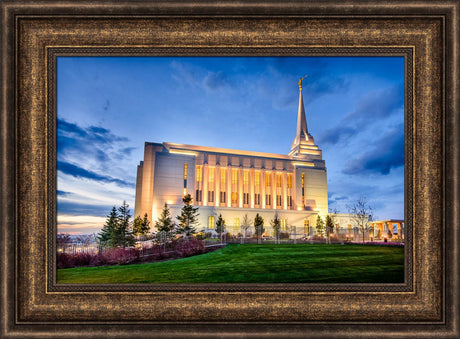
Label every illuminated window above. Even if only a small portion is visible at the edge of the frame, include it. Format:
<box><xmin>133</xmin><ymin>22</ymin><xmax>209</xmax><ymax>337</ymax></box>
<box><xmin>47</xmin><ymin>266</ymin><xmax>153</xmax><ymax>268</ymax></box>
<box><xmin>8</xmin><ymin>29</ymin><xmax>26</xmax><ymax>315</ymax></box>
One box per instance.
<box><xmin>255</xmin><ymin>172</ymin><xmax>260</xmax><ymax>186</ymax></box>
<box><xmin>266</xmin><ymin>173</ymin><xmax>271</xmax><ymax>187</ymax></box>
<box><xmin>254</xmin><ymin>193</ymin><xmax>260</xmax><ymax>205</ymax></box>
<box><xmin>348</xmin><ymin>224</ymin><xmax>351</xmax><ymax>233</ymax></box>
<box><xmin>287</xmin><ymin>174</ymin><xmax>292</xmax><ymax>188</ymax></box>
<box><xmin>208</xmin><ymin>216</ymin><xmax>215</xmax><ymax>230</ymax></box>
<box><xmin>266</xmin><ymin>194</ymin><xmax>271</xmax><ymax>206</ymax></box>
<box><xmin>281</xmin><ymin>219</ymin><xmax>287</xmax><ymax>232</ymax></box>
<box><xmin>220</xmin><ymin>169</ymin><xmax>226</xmax><ymax>185</ymax></box>
<box><xmin>196</xmin><ymin>166</ymin><xmax>202</xmax><ymax>182</ymax></box>
<box><xmin>209</xmin><ymin>168</ymin><xmax>214</xmax><ymax>183</ymax></box>
<box><xmin>232</xmin><ymin>169</ymin><xmax>238</xmax><ymax>185</ymax></box>
<box><xmin>208</xmin><ymin>191</ymin><xmax>214</xmax><ymax>203</ymax></box>
<box><xmin>276</xmin><ymin>174</ymin><xmax>282</xmax><ymax>188</ymax></box>
<box><xmin>233</xmin><ymin>218</ymin><xmax>240</xmax><ymax>233</ymax></box>
<box><xmin>231</xmin><ymin>192</ymin><xmax>238</xmax><ymax>205</ymax></box>
<box><xmin>243</xmin><ymin>171</ymin><xmax>249</xmax><ymax>185</ymax></box>
<box><xmin>304</xmin><ymin>219</ymin><xmax>309</xmax><ymax>235</ymax></box>
<box><xmin>276</xmin><ymin>195</ymin><xmax>282</xmax><ymax>207</ymax></box>
<box><xmin>220</xmin><ymin>191</ymin><xmax>226</xmax><ymax>203</ymax></box>
<box><xmin>183</xmin><ymin>163</ymin><xmax>188</xmax><ymax>195</ymax></box>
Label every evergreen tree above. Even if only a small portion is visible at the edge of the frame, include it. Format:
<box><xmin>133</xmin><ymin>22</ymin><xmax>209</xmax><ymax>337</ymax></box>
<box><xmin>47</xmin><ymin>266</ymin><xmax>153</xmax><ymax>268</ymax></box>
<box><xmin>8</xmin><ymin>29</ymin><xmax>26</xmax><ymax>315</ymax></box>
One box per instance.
<box><xmin>215</xmin><ymin>214</ymin><xmax>226</xmax><ymax>243</ymax></box>
<box><xmin>325</xmin><ymin>214</ymin><xmax>334</xmax><ymax>243</ymax></box>
<box><xmin>176</xmin><ymin>194</ymin><xmax>199</xmax><ymax>237</ymax></box>
<box><xmin>270</xmin><ymin>213</ymin><xmax>281</xmax><ymax>243</ymax></box>
<box><xmin>254</xmin><ymin>213</ymin><xmax>265</xmax><ymax>244</ymax></box>
<box><xmin>133</xmin><ymin>213</ymin><xmax>151</xmax><ymax>240</ymax></box>
<box><xmin>315</xmin><ymin>215</ymin><xmax>325</xmax><ymax>238</ymax></box>
<box><xmin>155</xmin><ymin>204</ymin><xmax>176</xmax><ymax>240</ymax></box>
<box><xmin>116</xmin><ymin>200</ymin><xmax>135</xmax><ymax>247</ymax></box>
<box><xmin>97</xmin><ymin>206</ymin><xmax>119</xmax><ymax>248</ymax></box>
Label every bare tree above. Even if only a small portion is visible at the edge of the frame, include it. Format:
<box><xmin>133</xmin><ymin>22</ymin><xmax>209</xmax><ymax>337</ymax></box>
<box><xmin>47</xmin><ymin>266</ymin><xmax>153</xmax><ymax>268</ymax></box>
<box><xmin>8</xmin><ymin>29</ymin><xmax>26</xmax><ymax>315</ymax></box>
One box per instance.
<box><xmin>57</xmin><ymin>233</ymin><xmax>71</xmax><ymax>252</ymax></box>
<box><xmin>240</xmin><ymin>214</ymin><xmax>252</xmax><ymax>244</ymax></box>
<box><xmin>347</xmin><ymin>196</ymin><xmax>373</xmax><ymax>244</ymax></box>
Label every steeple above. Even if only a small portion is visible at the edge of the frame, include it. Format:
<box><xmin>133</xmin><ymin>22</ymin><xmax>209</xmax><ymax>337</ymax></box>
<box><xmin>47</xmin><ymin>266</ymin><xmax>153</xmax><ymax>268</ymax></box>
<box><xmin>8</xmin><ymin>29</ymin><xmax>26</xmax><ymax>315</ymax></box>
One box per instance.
<box><xmin>289</xmin><ymin>77</ymin><xmax>322</xmax><ymax>159</ymax></box>
<box><xmin>293</xmin><ymin>88</ymin><xmax>311</xmax><ymax>145</ymax></box>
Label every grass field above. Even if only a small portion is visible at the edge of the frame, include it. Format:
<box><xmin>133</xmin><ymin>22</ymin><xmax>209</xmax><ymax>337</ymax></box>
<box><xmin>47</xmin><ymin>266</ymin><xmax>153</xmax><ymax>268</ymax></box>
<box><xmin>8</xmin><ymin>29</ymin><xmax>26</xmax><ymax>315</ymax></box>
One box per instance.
<box><xmin>57</xmin><ymin>244</ymin><xmax>404</xmax><ymax>284</ymax></box>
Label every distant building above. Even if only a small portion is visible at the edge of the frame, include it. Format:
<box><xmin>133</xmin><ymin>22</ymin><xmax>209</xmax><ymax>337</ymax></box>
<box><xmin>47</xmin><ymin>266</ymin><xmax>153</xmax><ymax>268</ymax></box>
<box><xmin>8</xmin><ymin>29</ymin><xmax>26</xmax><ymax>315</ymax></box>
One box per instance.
<box><xmin>134</xmin><ymin>81</ymin><xmax>400</xmax><ymax>240</ymax></box>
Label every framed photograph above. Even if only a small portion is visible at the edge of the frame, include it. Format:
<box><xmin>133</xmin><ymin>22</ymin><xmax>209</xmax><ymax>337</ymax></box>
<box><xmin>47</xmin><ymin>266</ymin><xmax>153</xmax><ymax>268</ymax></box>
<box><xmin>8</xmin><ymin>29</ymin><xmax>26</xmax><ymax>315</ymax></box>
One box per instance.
<box><xmin>1</xmin><ymin>1</ymin><xmax>458</xmax><ymax>338</ymax></box>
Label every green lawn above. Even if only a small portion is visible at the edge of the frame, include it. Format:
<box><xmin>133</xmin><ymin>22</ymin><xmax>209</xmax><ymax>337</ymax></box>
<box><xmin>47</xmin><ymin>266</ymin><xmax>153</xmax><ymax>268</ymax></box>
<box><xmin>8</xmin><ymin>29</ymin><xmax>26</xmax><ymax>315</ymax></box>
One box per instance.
<box><xmin>57</xmin><ymin>244</ymin><xmax>404</xmax><ymax>284</ymax></box>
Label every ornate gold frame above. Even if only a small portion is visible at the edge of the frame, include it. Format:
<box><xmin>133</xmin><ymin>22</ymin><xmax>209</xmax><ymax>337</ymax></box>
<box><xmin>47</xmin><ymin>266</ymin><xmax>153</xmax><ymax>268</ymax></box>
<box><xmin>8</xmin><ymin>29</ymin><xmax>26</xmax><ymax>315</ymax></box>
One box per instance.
<box><xmin>1</xmin><ymin>1</ymin><xmax>458</xmax><ymax>337</ymax></box>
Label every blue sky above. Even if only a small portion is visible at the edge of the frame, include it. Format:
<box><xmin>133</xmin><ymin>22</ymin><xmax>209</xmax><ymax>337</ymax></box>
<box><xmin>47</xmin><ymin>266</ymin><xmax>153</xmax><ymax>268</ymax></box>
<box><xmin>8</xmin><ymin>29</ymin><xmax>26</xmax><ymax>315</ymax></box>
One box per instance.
<box><xmin>57</xmin><ymin>56</ymin><xmax>404</xmax><ymax>234</ymax></box>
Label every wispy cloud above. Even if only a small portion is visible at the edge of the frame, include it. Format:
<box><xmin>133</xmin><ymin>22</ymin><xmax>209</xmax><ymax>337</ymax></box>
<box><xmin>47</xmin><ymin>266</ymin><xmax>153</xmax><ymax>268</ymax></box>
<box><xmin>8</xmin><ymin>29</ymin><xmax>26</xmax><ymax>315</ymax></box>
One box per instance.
<box><xmin>319</xmin><ymin>84</ymin><xmax>403</xmax><ymax>146</ymax></box>
<box><xmin>342</xmin><ymin>125</ymin><xmax>404</xmax><ymax>175</ymax></box>
<box><xmin>57</xmin><ymin>161</ymin><xmax>134</xmax><ymax>188</ymax></box>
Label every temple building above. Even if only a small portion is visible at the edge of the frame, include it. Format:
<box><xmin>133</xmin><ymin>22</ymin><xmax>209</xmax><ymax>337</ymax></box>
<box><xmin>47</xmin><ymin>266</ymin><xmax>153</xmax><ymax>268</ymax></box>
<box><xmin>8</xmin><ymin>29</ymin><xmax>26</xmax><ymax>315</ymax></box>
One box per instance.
<box><xmin>134</xmin><ymin>79</ymin><xmax>399</xmax><ymax>239</ymax></box>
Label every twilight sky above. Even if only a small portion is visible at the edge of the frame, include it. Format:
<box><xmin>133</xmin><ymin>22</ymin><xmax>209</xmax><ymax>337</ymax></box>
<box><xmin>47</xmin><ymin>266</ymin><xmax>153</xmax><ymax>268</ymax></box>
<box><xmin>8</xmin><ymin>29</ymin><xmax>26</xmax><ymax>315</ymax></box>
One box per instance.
<box><xmin>57</xmin><ymin>56</ymin><xmax>405</xmax><ymax>234</ymax></box>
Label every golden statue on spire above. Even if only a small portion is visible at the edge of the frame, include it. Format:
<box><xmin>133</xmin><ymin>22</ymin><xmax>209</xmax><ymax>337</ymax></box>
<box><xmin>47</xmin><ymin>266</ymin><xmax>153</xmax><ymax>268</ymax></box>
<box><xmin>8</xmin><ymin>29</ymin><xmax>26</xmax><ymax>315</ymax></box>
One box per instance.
<box><xmin>298</xmin><ymin>75</ymin><xmax>308</xmax><ymax>90</ymax></box>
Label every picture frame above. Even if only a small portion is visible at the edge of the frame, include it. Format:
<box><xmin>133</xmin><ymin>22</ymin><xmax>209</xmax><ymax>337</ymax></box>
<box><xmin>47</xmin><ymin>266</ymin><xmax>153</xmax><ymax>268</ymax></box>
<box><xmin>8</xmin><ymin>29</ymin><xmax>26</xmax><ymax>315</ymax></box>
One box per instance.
<box><xmin>1</xmin><ymin>1</ymin><xmax>458</xmax><ymax>337</ymax></box>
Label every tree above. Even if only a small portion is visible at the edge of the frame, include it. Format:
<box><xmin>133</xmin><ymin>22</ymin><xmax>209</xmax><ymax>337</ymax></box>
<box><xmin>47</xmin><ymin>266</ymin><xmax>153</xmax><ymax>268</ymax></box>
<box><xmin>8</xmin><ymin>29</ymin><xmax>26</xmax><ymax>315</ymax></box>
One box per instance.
<box><xmin>97</xmin><ymin>206</ymin><xmax>119</xmax><ymax>248</ymax></box>
<box><xmin>348</xmin><ymin>196</ymin><xmax>373</xmax><ymax>244</ymax></box>
<box><xmin>315</xmin><ymin>215</ymin><xmax>324</xmax><ymax>238</ymax></box>
<box><xmin>155</xmin><ymin>203</ymin><xmax>176</xmax><ymax>240</ymax></box>
<box><xmin>240</xmin><ymin>214</ymin><xmax>252</xmax><ymax>243</ymax></box>
<box><xmin>133</xmin><ymin>213</ymin><xmax>151</xmax><ymax>240</ymax></box>
<box><xmin>254</xmin><ymin>213</ymin><xmax>265</xmax><ymax>244</ymax></box>
<box><xmin>215</xmin><ymin>214</ymin><xmax>226</xmax><ymax>243</ymax></box>
<box><xmin>270</xmin><ymin>213</ymin><xmax>281</xmax><ymax>244</ymax></box>
<box><xmin>97</xmin><ymin>202</ymin><xmax>135</xmax><ymax>249</ymax></box>
<box><xmin>325</xmin><ymin>215</ymin><xmax>334</xmax><ymax>243</ymax></box>
<box><xmin>116</xmin><ymin>200</ymin><xmax>135</xmax><ymax>247</ymax></box>
<box><xmin>176</xmin><ymin>194</ymin><xmax>199</xmax><ymax>237</ymax></box>
<box><xmin>57</xmin><ymin>233</ymin><xmax>71</xmax><ymax>252</ymax></box>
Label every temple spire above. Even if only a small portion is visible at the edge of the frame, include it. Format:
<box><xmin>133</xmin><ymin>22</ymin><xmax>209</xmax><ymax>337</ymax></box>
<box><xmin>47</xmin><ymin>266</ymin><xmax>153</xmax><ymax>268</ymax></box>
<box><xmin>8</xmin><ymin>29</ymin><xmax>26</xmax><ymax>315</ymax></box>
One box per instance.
<box><xmin>291</xmin><ymin>76</ymin><xmax>311</xmax><ymax>151</ymax></box>
<box><xmin>295</xmin><ymin>87</ymin><xmax>309</xmax><ymax>141</ymax></box>
<box><xmin>289</xmin><ymin>76</ymin><xmax>322</xmax><ymax>158</ymax></box>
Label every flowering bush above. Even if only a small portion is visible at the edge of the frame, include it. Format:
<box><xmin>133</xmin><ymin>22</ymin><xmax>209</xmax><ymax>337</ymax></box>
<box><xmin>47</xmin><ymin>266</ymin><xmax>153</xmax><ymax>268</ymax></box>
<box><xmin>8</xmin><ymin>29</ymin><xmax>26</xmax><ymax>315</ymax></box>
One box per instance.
<box><xmin>173</xmin><ymin>237</ymin><xmax>205</xmax><ymax>257</ymax></box>
<box><xmin>57</xmin><ymin>238</ymin><xmax>207</xmax><ymax>268</ymax></box>
<box><xmin>57</xmin><ymin>247</ymin><xmax>140</xmax><ymax>268</ymax></box>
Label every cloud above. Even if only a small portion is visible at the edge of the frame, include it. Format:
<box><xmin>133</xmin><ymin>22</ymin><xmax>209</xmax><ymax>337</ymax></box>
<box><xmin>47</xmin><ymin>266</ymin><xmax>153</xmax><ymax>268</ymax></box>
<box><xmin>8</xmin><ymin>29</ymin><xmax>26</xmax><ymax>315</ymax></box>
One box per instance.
<box><xmin>57</xmin><ymin>201</ymin><xmax>115</xmax><ymax>217</ymax></box>
<box><xmin>57</xmin><ymin>190</ymin><xmax>72</xmax><ymax>197</ymax></box>
<box><xmin>344</xmin><ymin>84</ymin><xmax>404</xmax><ymax>123</ymax></box>
<box><xmin>319</xmin><ymin>126</ymin><xmax>356</xmax><ymax>145</ymax></box>
<box><xmin>203</xmin><ymin>71</ymin><xmax>231</xmax><ymax>91</ymax></box>
<box><xmin>342</xmin><ymin>126</ymin><xmax>404</xmax><ymax>175</ymax></box>
<box><xmin>318</xmin><ymin>83</ymin><xmax>403</xmax><ymax>145</ymax></box>
<box><xmin>57</xmin><ymin>118</ymin><xmax>128</xmax><ymax>155</ymax></box>
<box><xmin>57</xmin><ymin>161</ymin><xmax>135</xmax><ymax>188</ymax></box>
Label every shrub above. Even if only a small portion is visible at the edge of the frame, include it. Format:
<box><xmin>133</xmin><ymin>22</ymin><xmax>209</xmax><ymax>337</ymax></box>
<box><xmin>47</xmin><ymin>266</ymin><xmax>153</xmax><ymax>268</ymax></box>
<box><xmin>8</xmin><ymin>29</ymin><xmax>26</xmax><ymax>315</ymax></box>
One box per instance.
<box><xmin>173</xmin><ymin>237</ymin><xmax>205</xmax><ymax>257</ymax></box>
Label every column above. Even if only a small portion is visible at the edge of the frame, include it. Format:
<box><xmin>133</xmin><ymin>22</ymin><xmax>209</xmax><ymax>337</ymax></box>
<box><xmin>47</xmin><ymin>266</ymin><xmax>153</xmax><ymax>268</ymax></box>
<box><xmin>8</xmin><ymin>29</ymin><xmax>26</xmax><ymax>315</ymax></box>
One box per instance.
<box><xmin>238</xmin><ymin>167</ymin><xmax>243</xmax><ymax>208</ymax></box>
<box><xmin>292</xmin><ymin>170</ymin><xmax>297</xmax><ymax>210</ymax></box>
<box><xmin>272</xmin><ymin>171</ymin><xmax>276</xmax><ymax>210</ymax></box>
<box><xmin>203</xmin><ymin>165</ymin><xmax>208</xmax><ymax>206</ymax></box>
<box><xmin>261</xmin><ymin>169</ymin><xmax>266</xmax><ymax>208</ymax></box>
<box><xmin>249</xmin><ymin>168</ymin><xmax>255</xmax><ymax>208</ymax></box>
<box><xmin>215</xmin><ymin>165</ymin><xmax>220</xmax><ymax>206</ymax></box>
<box><xmin>282</xmin><ymin>171</ymin><xmax>287</xmax><ymax>210</ymax></box>
<box><xmin>227</xmin><ymin>166</ymin><xmax>232</xmax><ymax>207</ymax></box>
